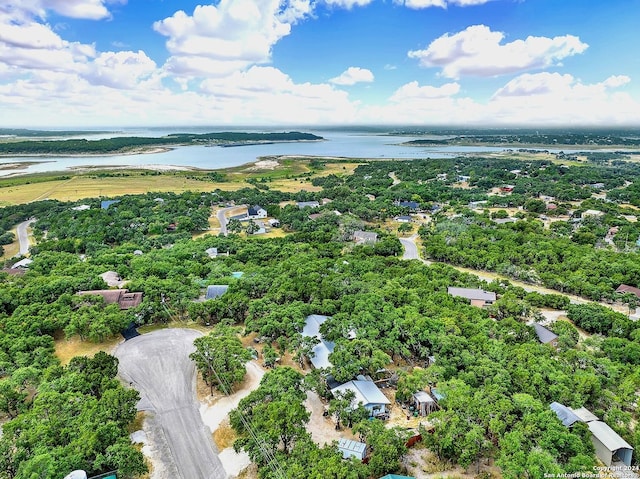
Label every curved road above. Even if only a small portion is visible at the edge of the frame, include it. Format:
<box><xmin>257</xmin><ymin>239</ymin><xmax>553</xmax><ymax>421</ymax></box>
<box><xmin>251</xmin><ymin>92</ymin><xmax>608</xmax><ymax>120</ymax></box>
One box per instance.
<box><xmin>114</xmin><ymin>329</ymin><xmax>227</xmax><ymax>479</ymax></box>
<box><xmin>16</xmin><ymin>218</ymin><xmax>35</xmax><ymax>256</ymax></box>
<box><xmin>216</xmin><ymin>206</ymin><xmax>241</xmax><ymax>236</ymax></box>
<box><xmin>399</xmin><ymin>234</ymin><xmax>425</xmax><ymax>262</ymax></box>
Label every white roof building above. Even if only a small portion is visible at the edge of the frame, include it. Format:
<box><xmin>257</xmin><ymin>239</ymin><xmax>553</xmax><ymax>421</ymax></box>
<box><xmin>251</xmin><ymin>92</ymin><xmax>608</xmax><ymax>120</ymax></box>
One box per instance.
<box><xmin>331</xmin><ymin>380</ymin><xmax>390</xmax><ymax>417</ymax></box>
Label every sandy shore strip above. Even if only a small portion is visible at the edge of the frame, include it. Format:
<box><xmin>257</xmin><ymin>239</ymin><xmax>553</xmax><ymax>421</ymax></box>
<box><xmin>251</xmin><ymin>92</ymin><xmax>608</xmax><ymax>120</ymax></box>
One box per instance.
<box><xmin>0</xmin><ymin>146</ymin><xmax>173</xmax><ymax>158</ymax></box>
<box><xmin>68</xmin><ymin>163</ymin><xmax>198</xmax><ymax>173</ymax></box>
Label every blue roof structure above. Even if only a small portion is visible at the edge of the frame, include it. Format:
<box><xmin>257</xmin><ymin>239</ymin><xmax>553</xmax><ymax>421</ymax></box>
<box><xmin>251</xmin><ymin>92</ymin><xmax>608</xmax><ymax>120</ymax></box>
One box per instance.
<box><xmin>550</xmin><ymin>402</ymin><xmax>583</xmax><ymax>427</ymax></box>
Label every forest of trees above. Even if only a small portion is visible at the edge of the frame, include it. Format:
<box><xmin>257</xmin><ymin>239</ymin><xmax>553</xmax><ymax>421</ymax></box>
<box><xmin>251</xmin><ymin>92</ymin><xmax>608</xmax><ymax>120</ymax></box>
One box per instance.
<box><xmin>0</xmin><ymin>131</ymin><xmax>323</xmax><ymax>155</ymax></box>
<box><xmin>2</xmin><ymin>151</ymin><xmax>640</xmax><ymax>478</ymax></box>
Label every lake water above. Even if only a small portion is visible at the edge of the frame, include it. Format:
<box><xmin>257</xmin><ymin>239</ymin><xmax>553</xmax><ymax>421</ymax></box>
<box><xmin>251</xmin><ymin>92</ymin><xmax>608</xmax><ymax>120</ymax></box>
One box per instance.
<box><xmin>0</xmin><ymin>130</ymin><xmax>582</xmax><ymax>177</ymax></box>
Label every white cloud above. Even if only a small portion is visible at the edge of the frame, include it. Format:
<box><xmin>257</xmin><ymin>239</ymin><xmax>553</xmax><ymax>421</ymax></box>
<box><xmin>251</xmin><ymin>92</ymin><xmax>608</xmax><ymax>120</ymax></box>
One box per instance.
<box><xmin>329</xmin><ymin>67</ymin><xmax>374</xmax><ymax>85</ymax></box>
<box><xmin>83</xmin><ymin>50</ymin><xmax>159</xmax><ymax>89</ymax></box>
<box><xmin>408</xmin><ymin>24</ymin><xmax>588</xmax><ymax>78</ymax></box>
<box><xmin>1</xmin><ymin>0</ymin><xmax>121</xmax><ymax>21</ymax></box>
<box><xmin>390</xmin><ymin>81</ymin><xmax>460</xmax><ymax>101</ymax></box>
<box><xmin>486</xmin><ymin>72</ymin><xmax>637</xmax><ymax>125</ymax></box>
<box><xmin>322</xmin><ymin>0</ymin><xmax>374</xmax><ymax>8</ymax></box>
<box><xmin>397</xmin><ymin>0</ymin><xmax>493</xmax><ymax>8</ymax></box>
<box><xmin>153</xmin><ymin>0</ymin><xmax>313</xmax><ymax>78</ymax></box>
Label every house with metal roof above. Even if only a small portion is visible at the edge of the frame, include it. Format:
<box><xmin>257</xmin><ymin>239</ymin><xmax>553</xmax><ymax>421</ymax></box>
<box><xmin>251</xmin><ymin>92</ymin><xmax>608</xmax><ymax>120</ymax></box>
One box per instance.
<box><xmin>331</xmin><ymin>380</ymin><xmax>391</xmax><ymax>418</ymax></box>
<box><xmin>297</xmin><ymin>201</ymin><xmax>320</xmax><ymax>209</ymax></box>
<box><xmin>532</xmin><ymin>323</ymin><xmax>559</xmax><ymax>349</ymax></box>
<box><xmin>247</xmin><ymin>205</ymin><xmax>267</xmax><ymax>219</ymax></box>
<box><xmin>205</xmin><ymin>285</ymin><xmax>229</xmax><ymax>300</ymax></box>
<box><xmin>302</xmin><ymin>314</ymin><xmax>335</xmax><ymax>370</ymax></box>
<box><xmin>353</xmin><ymin>230</ymin><xmax>378</xmax><ymax>244</ymax></box>
<box><xmin>447</xmin><ymin>287</ymin><xmax>496</xmax><ymax>307</ymax></box>
<box><xmin>549</xmin><ymin>402</ymin><xmax>582</xmax><ymax>427</ymax></box>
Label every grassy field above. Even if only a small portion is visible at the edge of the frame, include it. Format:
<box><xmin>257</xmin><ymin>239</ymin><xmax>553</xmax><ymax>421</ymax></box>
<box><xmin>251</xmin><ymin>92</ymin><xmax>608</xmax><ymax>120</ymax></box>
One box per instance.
<box><xmin>0</xmin><ymin>159</ymin><xmax>361</xmax><ymax>206</ymax></box>
<box><xmin>0</xmin><ymin>225</ymin><xmax>20</xmax><ymax>260</ymax></box>
<box><xmin>0</xmin><ymin>173</ymin><xmax>249</xmax><ymax>205</ymax></box>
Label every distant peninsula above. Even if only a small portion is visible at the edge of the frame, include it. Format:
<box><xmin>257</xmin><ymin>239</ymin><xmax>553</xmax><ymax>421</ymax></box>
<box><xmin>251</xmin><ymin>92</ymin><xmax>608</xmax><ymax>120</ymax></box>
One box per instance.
<box><xmin>399</xmin><ymin>130</ymin><xmax>640</xmax><ymax>148</ymax></box>
<box><xmin>0</xmin><ymin>131</ymin><xmax>324</xmax><ymax>156</ymax></box>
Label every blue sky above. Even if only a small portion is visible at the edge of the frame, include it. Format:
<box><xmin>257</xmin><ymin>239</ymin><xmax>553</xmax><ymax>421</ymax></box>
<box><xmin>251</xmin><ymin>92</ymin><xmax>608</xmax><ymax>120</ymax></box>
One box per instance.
<box><xmin>1</xmin><ymin>0</ymin><xmax>639</xmax><ymax>127</ymax></box>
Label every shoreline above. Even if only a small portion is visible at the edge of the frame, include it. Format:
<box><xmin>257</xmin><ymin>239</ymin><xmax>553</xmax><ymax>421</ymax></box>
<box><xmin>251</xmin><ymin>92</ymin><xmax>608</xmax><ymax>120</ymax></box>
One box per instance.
<box><xmin>0</xmin><ymin>146</ymin><xmax>174</xmax><ymax>159</ymax></box>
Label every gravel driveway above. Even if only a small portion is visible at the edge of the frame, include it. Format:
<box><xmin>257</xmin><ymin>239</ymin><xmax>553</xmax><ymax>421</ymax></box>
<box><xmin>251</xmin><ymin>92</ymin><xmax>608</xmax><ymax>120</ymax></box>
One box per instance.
<box><xmin>114</xmin><ymin>329</ymin><xmax>227</xmax><ymax>479</ymax></box>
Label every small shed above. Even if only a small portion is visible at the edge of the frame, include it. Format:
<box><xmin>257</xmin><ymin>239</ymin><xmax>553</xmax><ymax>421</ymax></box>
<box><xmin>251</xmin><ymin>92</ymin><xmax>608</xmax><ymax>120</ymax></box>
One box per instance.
<box><xmin>413</xmin><ymin>391</ymin><xmax>436</xmax><ymax>416</ymax></box>
<box><xmin>206</xmin><ymin>285</ymin><xmax>229</xmax><ymax>300</ymax></box>
<box><xmin>588</xmin><ymin>421</ymin><xmax>634</xmax><ymax>466</ymax></box>
<box><xmin>337</xmin><ymin>438</ymin><xmax>367</xmax><ymax>461</ymax></box>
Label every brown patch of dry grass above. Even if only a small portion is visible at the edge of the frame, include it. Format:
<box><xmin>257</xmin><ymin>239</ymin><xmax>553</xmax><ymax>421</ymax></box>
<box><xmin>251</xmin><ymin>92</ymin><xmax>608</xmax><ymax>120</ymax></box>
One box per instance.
<box><xmin>213</xmin><ymin>420</ymin><xmax>238</xmax><ymax>449</ymax></box>
<box><xmin>54</xmin><ymin>334</ymin><xmax>122</xmax><ymax>365</ymax></box>
<box><xmin>128</xmin><ymin>411</ymin><xmax>146</xmax><ymax>434</ymax></box>
<box><xmin>237</xmin><ymin>463</ymin><xmax>259</xmax><ymax>479</ymax></box>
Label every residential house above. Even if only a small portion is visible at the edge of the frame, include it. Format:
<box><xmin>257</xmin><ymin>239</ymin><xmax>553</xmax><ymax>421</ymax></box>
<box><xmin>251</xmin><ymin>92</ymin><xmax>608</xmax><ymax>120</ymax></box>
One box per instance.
<box><xmin>353</xmin><ymin>231</ymin><xmax>378</xmax><ymax>244</ymax></box>
<box><xmin>447</xmin><ymin>287</ymin><xmax>496</xmax><ymax>307</ymax></box>
<box><xmin>583</xmin><ymin>209</ymin><xmax>604</xmax><ymax>218</ymax></box>
<box><xmin>397</xmin><ymin>200</ymin><xmax>419</xmax><ymax>210</ymax></box>
<box><xmin>395</xmin><ymin>215</ymin><xmax>412</xmax><ymax>223</ymax></box>
<box><xmin>247</xmin><ymin>205</ymin><xmax>267</xmax><ymax>219</ymax></box>
<box><xmin>378</xmin><ymin>475</ymin><xmax>415</xmax><ymax>479</ymax></box>
<box><xmin>297</xmin><ymin>201</ymin><xmax>320</xmax><ymax>209</ymax></box>
<box><xmin>532</xmin><ymin>323</ymin><xmax>559</xmax><ymax>349</ymax></box>
<box><xmin>11</xmin><ymin>258</ymin><xmax>33</xmax><ymax>269</ymax></box>
<box><xmin>330</xmin><ymin>380</ymin><xmax>391</xmax><ymax>418</ymax></box>
<box><xmin>205</xmin><ymin>285</ymin><xmax>229</xmax><ymax>300</ymax></box>
<box><xmin>72</xmin><ymin>204</ymin><xmax>91</xmax><ymax>211</ymax></box>
<box><xmin>500</xmin><ymin>185</ymin><xmax>515</xmax><ymax>193</ymax></box>
<box><xmin>77</xmin><ymin>289</ymin><xmax>143</xmax><ymax>310</ymax></box>
<box><xmin>337</xmin><ymin>438</ymin><xmax>367</xmax><ymax>461</ymax></box>
<box><xmin>302</xmin><ymin>314</ymin><xmax>335</xmax><ymax>369</ymax></box>
<box><xmin>550</xmin><ymin>403</ymin><xmax>634</xmax><ymax>466</ymax></box>
<box><xmin>616</xmin><ymin>284</ymin><xmax>640</xmax><ymax>300</ymax></box>
<box><xmin>469</xmin><ymin>200</ymin><xmax>488</xmax><ymax>209</ymax></box>
<box><xmin>268</xmin><ymin>218</ymin><xmax>280</xmax><ymax>227</ymax></box>
<box><xmin>457</xmin><ymin>175</ymin><xmax>471</xmax><ymax>182</ymax></box>
<box><xmin>205</xmin><ymin>247</ymin><xmax>218</xmax><ymax>258</ymax></box>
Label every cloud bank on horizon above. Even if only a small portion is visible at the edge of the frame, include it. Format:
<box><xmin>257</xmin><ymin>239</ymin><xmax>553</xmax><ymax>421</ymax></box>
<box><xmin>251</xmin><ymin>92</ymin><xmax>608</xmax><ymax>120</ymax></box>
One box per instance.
<box><xmin>0</xmin><ymin>0</ymin><xmax>639</xmax><ymax>127</ymax></box>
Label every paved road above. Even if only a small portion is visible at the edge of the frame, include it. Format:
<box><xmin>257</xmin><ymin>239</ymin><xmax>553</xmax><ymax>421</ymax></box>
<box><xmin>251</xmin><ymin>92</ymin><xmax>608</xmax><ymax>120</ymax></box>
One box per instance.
<box><xmin>114</xmin><ymin>329</ymin><xmax>227</xmax><ymax>479</ymax></box>
<box><xmin>399</xmin><ymin>234</ymin><xmax>424</xmax><ymax>261</ymax></box>
<box><xmin>216</xmin><ymin>206</ymin><xmax>239</xmax><ymax>236</ymax></box>
<box><xmin>16</xmin><ymin>218</ymin><xmax>35</xmax><ymax>256</ymax></box>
